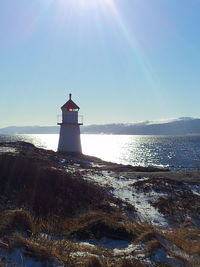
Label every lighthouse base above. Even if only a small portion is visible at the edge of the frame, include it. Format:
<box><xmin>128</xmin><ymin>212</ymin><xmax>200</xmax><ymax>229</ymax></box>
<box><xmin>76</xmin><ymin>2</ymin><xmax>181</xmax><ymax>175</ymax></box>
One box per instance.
<box><xmin>57</xmin><ymin>124</ymin><xmax>82</xmax><ymax>153</ymax></box>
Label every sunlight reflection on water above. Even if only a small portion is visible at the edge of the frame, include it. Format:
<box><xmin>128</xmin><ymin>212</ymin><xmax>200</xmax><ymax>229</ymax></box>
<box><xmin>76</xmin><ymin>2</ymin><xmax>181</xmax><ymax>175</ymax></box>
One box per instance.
<box><xmin>1</xmin><ymin>134</ymin><xmax>200</xmax><ymax>170</ymax></box>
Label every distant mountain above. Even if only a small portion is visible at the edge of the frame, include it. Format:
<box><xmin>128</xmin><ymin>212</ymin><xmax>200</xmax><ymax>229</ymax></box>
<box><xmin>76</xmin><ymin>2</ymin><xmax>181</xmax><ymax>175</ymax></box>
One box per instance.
<box><xmin>0</xmin><ymin>126</ymin><xmax>59</xmax><ymax>134</ymax></box>
<box><xmin>81</xmin><ymin>117</ymin><xmax>200</xmax><ymax>135</ymax></box>
<box><xmin>1</xmin><ymin>117</ymin><xmax>200</xmax><ymax>135</ymax></box>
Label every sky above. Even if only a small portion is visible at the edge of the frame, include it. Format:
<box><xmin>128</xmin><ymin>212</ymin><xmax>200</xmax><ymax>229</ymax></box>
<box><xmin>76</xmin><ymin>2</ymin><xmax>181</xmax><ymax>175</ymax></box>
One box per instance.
<box><xmin>0</xmin><ymin>0</ymin><xmax>200</xmax><ymax>127</ymax></box>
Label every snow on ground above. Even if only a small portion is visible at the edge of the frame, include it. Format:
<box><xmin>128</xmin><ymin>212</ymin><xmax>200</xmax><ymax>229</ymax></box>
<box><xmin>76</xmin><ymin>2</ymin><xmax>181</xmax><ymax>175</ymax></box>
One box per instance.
<box><xmin>174</xmin><ymin>183</ymin><xmax>200</xmax><ymax>198</ymax></box>
<box><xmin>40</xmin><ymin>233</ymin><xmax>62</xmax><ymax>241</ymax></box>
<box><xmin>77</xmin><ymin>237</ymin><xmax>131</xmax><ymax>250</ymax></box>
<box><xmin>113</xmin><ymin>243</ymin><xmax>152</xmax><ymax>265</ymax></box>
<box><xmin>113</xmin><ymin>243</ymin><xmax>144</xmax><ymax>256</ymax></box>
<box><xmin>0</xmin><ymin>147</ymin><xmax>17</xmax><ymax>153</ymax></box>
<box><xmin>156</xmin><ymin>235</ymin><xmax>200</xmax><ymax>264</ymax></box>
<box><xmin>189</xmin><ymin>185</ymin><xmax>200</xmax><ymax>196</ymax></box>
<box><xmin>84</xmin><ymin>171</ymin><xmax>168</xmax><ymax>228</ymax></box>
<box><xmin>70</xmin><ymin>251</ymin><xmax>97</xmax><ymax>258</ymax></box>
<box><xmin>149</xmin><ymin>247</ymin><xmax>179</xmax><ymax>264</ymax></box>
<box><xmin>0</xmin><ymin>247</ymin><xmax>60</xmax><ymax>267</ymax></box>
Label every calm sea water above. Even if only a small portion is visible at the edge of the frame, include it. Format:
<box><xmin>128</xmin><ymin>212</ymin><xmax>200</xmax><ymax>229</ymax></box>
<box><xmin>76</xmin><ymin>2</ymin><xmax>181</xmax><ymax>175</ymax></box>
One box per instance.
<box><xmin>1</xmin><ymin>134</ymin><xmax>200</xmax><ymax>171</ymax></box>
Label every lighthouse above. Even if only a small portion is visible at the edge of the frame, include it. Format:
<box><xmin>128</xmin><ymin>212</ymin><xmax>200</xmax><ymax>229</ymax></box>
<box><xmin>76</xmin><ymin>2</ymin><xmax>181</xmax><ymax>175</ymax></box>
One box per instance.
<box><xmin>57</xmin><ymin>94</ymin><xmax>83</xmax><ymax>153</ymax></box>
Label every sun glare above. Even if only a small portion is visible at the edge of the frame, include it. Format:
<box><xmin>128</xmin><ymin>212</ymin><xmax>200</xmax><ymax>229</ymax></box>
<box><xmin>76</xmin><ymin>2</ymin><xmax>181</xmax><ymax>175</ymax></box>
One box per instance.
<box><xmin>51</xmin><ymin>0</ymin><xmax>162</xmax><ymax>105</ymax></box>
<box><xmin>79</xmin><ymin>0</ymin><xmax>114</xmax><ymax>6</ymax></box>
<box><xmin>55</xmin><ymin>0</ymin><xmax>116</xmax><ymax>10</ymax></box>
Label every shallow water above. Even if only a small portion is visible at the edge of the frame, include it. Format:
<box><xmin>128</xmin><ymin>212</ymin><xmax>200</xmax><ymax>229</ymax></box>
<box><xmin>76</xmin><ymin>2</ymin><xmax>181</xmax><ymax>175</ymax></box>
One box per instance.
<box><xmin>1</xmin><ymin>134</ymin><xmax>200</xmax><ymax>170</ymax></box>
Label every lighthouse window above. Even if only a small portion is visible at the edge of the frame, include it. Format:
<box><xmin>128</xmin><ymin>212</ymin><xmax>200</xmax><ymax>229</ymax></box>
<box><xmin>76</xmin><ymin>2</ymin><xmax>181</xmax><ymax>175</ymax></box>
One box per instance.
<box><xmin>68</xmin><ymin>108</ymin><xmax>78</xmax><ymax>112</ymax></box>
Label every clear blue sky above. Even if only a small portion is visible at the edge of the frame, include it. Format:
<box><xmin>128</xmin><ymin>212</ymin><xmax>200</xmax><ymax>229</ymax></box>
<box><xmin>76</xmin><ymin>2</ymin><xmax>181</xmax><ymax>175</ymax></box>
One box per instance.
<box><xmin>0</xmin><ymin>0</ymin><xmax>200</xmax><ymax>127</ymax></box>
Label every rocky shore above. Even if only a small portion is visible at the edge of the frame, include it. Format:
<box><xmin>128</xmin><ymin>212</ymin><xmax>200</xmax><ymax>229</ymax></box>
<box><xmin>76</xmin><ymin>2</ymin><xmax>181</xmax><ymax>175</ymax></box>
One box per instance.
<box><xmin>0</xmin><ymin>142</ymin><xmax>199</xmax><ymax>266</ymax></box>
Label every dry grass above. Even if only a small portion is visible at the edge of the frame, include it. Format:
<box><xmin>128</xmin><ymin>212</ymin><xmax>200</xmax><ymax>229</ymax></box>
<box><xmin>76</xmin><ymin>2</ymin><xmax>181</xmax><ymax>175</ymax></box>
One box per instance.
<box><xmin>0</xmin><ymin>142</ymin><xmax>199</xmax><ymax>266</ymax></box>
<box><xmin>164</xmin><ymin>227</ymin><xmax>200</xmax><ymax>256</ymax></box>
<box><xmin>62</xmin><ymin>210</ymin><xmax>134</xmax><ymax>240</ymax></box>
<box><xmin>109</xmin><ymin>221</ymin><xmax>200</xmax><ymax>266</ymax></box>
<box><xmin>0</xmin><ymin>153</ymin><xmax>111</xmax><ymax>217</ymax></box>
<box><xmin>5</xmin><ymin>233</ymin><xmax>112</xmax><ymax>267</ymax></box>
<box><xmin>0</xmin><ymin>209</ymin><xmax>34</xmax><ymax>237</ymax></box>
<box><xmin>0</xmin><ymin>208</ymin><xmax>199</xmax><ymax>266</ymax></box>
<box><xmin>0</xmin><ymin>209</ymin><xmax>143</xmax><ymax>266</ymax></box>
<box><xmin>133</xmin><ymin>177</ymin><xmax>200</xmax><ymax>225</ymax></box>
<box><xmin>136</xmin><ymin>225</ymin><xmax>200</xmax><ymax>266</ymax></box>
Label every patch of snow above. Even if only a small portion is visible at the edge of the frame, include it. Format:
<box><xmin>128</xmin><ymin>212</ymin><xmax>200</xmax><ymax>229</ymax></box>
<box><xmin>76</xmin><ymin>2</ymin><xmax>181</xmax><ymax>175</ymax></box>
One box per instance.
<box><xmin>156</xmin><ymin>235</ymin><xmax>200</xmax><ymax>264</ymax></box>
<box><xmin>73</xmin><ymin>163</ymin><xmax>80</xmax><ymax>167</ymax></box>
<box><xmin>70</xmin><ymin>251</ymin><xmax>97</xmax><ymax>258</ymax></box>
<box><xmin>189</xmin><ymin>185</ymin><xmax>200</xmax><ymax>196</ymax></box>
<box><xmin>85</xmin><ymin>171</ymin><xmax>137</xmax><ymax>189</ymax></box>
<box><xmin>40</xmin><ymin>233</ymin><xmax>63</xmax><ymax>241</ymax></box>
<box><xmin>85</xmin><ymin>171</ymin><xmax>168</xmax><ymax>228</ymax></box>
<box><xmin>109</xmin><ymin>202</ymin><xmax>117</xmax><ymax>207</ymax></box>
<box><xmin>113</xmin><ymin>243</ymin><xmax>144</xmax><ymax>255</ymax></box>
<box><xmin>0</xmin><ymin>247</ymin><xmax>59</xmax><ymax>267</ymax></box>
<box><xmin>0</xmin><ymin>147</ymin><xmax>17</xmax><ymax>153</ymax></box>
<box><xmin>178</xmin><ymin>184</ymin><xmax>200</xmax><ymax>197</ymax></box>
<box><xmin>91</xmin><ymin>163</ymin><xmax>107</xmax><ymax>168</ymax></box>
<box><xmin>130</xmin><ymin>187</ymin><xmax>168</xmax><ymax>227</ymax></box>
<box><xmin>82</xmin><ymin>161</ymin><xmax>93</xmax><ymax>167</ymax></box>
<box><xmin>77</xmin><ymin>242</ymin><xmax>95</xmax><ymax>248</ymax></box>
<box><xmin>135</xmin><ymin>177</ymin><xmax>150</xmax><ymax>183</ymax></box>
<box><xmin>59</xmin><ymin>159</ymin><xmax>69</xmax><ymax>165</ymax></box>
<box><xmin>78</xmin><ymin>237</ymin><xmax>131</xmax><ymax>250</ymax></box>
<box><xmin>150</xmin><ymin>247</ymin><xmax>178</xmax><ymax>264</ymax></box>
<box><xmin>113</xmin><ymin>243</ymin><xmax>152</xmax><ymax>265</ymax></box>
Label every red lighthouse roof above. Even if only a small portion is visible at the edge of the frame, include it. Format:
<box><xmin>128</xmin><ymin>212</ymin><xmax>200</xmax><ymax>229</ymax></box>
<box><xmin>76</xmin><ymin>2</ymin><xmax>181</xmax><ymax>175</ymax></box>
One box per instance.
<box><xmin>61</xmin><ymin>93</ymin><xmax>80</xmax><ymax>111</ymax></box>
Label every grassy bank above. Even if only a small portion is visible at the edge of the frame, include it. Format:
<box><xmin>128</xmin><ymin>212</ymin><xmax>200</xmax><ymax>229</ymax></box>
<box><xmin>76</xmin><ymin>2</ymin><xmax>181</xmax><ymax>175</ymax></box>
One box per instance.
<box><xmin>0</xmin><ymin>142</ymin><xmax>199</xmax><ymax>266</ymax></box>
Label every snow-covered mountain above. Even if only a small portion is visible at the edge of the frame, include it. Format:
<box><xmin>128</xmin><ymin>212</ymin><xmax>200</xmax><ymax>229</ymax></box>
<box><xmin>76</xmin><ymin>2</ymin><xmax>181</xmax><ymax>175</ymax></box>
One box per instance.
<box><xmin>1</xmin><ymin>117</ymin><xmax>200</xmax><ymax>135</ymax></box>
<box><xmin>81</xmin><ymin>117</ymin><xmax>200</xmax><ymax>135</ymax></box>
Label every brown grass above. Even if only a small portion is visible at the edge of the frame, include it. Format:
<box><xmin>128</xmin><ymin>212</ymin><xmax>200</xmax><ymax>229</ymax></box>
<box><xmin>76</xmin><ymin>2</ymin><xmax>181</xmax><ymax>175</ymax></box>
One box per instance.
<box><xmin>0</xmin><ymin>209</ymin><xmax>199</xmax><ymax>266</ymax></box>
<box><xmin>12</xmin><ymin>234</ymin><xmax>112</xmax><ymax>266</ymax></box>
<box><xmin>0</xmin><ymin>209</ymin><xmax>34</xmax><ymax>237</ymax></box>
<box><xmin>164</xmin><ymin>227</ymin><xmax>200</xmax><ymax>256</ymax></box>
<box><xmin>141</xmin><ymin>226</ymin><xmax>200</xmax><ymax>266</ymax></box>
<box><xmin>0</xmin><ymin>143</ymin><xmax>199</xmax><ymax>266</ymax></box>
<box><xmin>0</xmin><ymin>153</ymin><xmax>110</xmax><ymax>217</ymax></box>
<box><xmin>63</xmin><ymin>210</ymin><xmax>134</xmax><ymax>240</ymax></box>
<box><xmin>109</xmin><ymin>258</ymin><xmax>146</xmax><ymax>267</ymax></box>
<box><xmin>84</xmin><ymin>257</ymin><xmax>104</xmax><ymax>267</ymax></box>
<box><xmin>115</xmin><ymin>222</ymin><xmax>200</xmax><ymax>266</ymax></box>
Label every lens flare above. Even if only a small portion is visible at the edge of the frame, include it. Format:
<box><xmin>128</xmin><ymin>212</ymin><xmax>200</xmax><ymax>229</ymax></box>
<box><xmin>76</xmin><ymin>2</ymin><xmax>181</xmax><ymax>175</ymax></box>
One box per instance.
<box><xmin>50</xmin><ymin>0</ymin><xmax>164</xmax><ymax>105</ymax></box>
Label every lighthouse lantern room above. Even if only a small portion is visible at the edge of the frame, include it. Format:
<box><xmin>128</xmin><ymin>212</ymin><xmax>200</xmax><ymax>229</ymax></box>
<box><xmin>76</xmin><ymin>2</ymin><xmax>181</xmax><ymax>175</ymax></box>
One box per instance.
<box><xmin>57</xmin><ymin>94</ymin><xmax>83</xmax><ymax>153</ymax></box>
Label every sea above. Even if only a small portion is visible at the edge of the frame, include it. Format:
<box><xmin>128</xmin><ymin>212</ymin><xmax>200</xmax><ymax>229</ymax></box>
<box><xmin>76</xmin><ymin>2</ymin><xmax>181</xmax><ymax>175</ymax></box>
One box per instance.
<box><xmin>1</xmin><ymin>134</ymin><xmax>200</xmax><ymax>171</ymax></box>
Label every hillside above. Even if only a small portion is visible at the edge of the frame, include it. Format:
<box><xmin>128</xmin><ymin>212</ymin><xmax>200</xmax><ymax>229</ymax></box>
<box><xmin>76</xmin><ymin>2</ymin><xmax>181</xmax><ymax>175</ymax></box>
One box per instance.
<box><xmin>1</xmin><ymin>117</ymin><xmax>200</xmax><ymax>135</ymax></box>
<box><xmin>0</xmin><ymin>142</ymin><xmax>199</xmax><ymax>266</ymax></box>
<box><xmin>81</xmin><ymin>117</ymin><xmax>200</xmax><ymax>135</ymax></box>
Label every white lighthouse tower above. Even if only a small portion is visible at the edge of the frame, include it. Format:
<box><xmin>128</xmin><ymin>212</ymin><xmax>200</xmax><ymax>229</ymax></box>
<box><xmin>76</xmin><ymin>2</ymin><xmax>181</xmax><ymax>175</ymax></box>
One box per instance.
<box><xmin>57</xmin><ymin>94</ymin><xmax>83</xmax><ymax>153</ymax></box>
